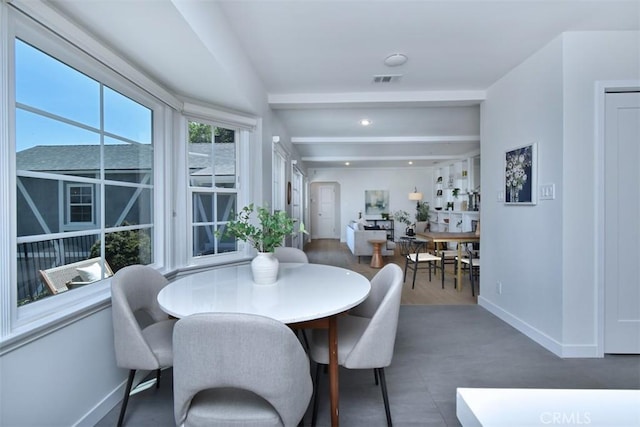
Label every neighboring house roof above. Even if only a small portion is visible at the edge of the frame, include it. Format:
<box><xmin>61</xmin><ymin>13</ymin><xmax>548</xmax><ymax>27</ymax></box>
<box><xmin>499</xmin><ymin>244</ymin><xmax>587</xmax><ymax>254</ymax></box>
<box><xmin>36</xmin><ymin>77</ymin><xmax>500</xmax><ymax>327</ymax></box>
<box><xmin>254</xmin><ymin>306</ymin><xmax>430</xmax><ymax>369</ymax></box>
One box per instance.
<box><xmin>187</xmin><ymin>143</ymin><xmax>236</xmax><ymax>175</ymax></box>
<box><xmin>16</xmin><ymin>143</ymin><xmax>236</xmax><ymax>174</ymax></box>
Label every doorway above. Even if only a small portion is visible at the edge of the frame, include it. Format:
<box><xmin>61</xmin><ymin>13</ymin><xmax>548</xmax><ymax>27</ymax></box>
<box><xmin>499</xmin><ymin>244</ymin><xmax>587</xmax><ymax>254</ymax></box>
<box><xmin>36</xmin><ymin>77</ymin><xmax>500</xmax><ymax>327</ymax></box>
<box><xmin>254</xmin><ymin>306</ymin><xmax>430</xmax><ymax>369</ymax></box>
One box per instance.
<box><xmin>310</xmin><ymin>182</ymin><xmax>339</xmax><ymax>239</ymax></box>
<box><xmin>602</xmin><ymin>88</ymin><xmax>640</xmax><ymax>354</ymax></box>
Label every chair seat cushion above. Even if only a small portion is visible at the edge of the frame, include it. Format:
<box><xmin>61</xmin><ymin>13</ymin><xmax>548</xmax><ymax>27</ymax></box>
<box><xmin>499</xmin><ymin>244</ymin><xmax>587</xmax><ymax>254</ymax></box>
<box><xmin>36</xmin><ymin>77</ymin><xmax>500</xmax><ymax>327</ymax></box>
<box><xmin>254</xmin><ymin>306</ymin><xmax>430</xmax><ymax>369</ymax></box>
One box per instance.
<box><xmin>459</xmin><ymin>258</ymin><xmax>480</xmax><ymax>267</ymax></box>
<box><xmin>184</xmin><ymin>388</ymin><xmax>282</xmax><ymax>427</ymax></box>
<box><xmin>309</xmin><ymin>315</ymin><xmax>370</xmax><ymax>365</ymax></box>
<box><xmin>407</xmin><ymin>253</ymin><xmax>440</xmax><ymax>262</ymax></box>
<box><xmin>141</xmin><ymin>319</ymin><xmax>177</xmax><ymax>367</ymax></box>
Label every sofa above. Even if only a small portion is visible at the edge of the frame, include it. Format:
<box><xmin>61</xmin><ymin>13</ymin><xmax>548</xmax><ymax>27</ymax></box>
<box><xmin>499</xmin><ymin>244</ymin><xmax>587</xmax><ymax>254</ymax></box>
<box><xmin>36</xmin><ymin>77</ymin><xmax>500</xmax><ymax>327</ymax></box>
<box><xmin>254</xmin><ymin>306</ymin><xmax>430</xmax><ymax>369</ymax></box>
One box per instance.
<box><xmin>345</xmin><ymin>221</ymin><xmax>396</xmax><ymax>263</ymax></box>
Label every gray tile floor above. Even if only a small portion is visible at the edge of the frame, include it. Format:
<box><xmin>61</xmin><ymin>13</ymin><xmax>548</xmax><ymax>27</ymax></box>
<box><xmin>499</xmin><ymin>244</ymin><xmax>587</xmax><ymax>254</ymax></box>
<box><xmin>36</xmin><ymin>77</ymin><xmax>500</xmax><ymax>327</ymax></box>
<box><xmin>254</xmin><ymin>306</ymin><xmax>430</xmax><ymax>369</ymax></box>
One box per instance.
<box><xmin>97</xmin><ymin>305</ymin><xmax>640</xmax><ymax>426</ymax></box>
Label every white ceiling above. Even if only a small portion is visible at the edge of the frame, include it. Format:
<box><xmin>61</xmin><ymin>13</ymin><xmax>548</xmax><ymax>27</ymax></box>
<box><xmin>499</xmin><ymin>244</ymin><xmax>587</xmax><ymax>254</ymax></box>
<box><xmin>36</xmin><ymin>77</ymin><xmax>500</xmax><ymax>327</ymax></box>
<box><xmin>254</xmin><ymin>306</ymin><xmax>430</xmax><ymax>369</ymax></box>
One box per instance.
<box><xmin>48</xmin><ymin>0</ymin><xmax>639</xmax><ymax>169</ymax></box>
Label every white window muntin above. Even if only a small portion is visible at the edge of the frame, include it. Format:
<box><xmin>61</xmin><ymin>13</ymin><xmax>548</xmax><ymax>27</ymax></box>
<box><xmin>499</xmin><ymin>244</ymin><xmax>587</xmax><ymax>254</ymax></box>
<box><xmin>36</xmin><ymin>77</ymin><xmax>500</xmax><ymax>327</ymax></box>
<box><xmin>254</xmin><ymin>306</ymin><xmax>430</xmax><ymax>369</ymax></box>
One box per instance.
<box><xmin>185</xmin><ymin>116</ymin><xmax>243</xmax><ymax>264</ymax></box>
<box><xmin>4</xmin><ymin>8</ymin><xmax>167</xmax><ymax>337</ymax></box>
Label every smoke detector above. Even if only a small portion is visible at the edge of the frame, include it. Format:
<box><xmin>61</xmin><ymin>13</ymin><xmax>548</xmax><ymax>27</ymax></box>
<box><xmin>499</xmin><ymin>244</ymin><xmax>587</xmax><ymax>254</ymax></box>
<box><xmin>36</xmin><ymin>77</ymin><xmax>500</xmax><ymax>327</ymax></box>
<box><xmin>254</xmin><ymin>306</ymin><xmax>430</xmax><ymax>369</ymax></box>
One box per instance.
<box><xmin>384</xmin><ymin>53</ymin><xmax>408</xmax><ymax>67</ymax></box>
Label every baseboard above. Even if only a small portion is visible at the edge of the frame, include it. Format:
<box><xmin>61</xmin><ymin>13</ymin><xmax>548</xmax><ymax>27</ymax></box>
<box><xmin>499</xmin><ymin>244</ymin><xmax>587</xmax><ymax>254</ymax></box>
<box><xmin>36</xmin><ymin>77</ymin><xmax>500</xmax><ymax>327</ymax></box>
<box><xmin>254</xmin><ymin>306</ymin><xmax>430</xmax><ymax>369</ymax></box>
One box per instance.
<box><xmin>74</xmin><ymin>369</ymin><xmax>164</xmax><ymax>426</ymax></box>
<box><xmin>478</xmin><ymin>297</ymin><xmax>602</xmax><ymax>358</ymax></box>
<box><xmin>74</xmin><ymin>381</ymin><xmax>123</xmax><ymax>427</ymax></box>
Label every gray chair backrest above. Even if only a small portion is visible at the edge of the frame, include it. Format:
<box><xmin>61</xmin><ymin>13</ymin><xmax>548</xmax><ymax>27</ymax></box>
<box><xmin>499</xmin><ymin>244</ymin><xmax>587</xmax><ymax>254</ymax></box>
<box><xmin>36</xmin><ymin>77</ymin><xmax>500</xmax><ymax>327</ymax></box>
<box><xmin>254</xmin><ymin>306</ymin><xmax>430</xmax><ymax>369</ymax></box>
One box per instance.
<box><xmin>274</xmin><ymin>246</ymin><xmax>309</xmax><ymax>263</ymax></box>
<box><xmin>110</xmin><ymin>264</ymin><xmax>169</xmax><ymax>369</ymax></box>
<box><xmin>343</xmin><ymin>263</ymin><xmax>403</xmax><ymax>369</ymax></box>
<box><xmin>173</xmin><ymin>313</ymin><xmax>313</xmax><ymax>427</ymax></box>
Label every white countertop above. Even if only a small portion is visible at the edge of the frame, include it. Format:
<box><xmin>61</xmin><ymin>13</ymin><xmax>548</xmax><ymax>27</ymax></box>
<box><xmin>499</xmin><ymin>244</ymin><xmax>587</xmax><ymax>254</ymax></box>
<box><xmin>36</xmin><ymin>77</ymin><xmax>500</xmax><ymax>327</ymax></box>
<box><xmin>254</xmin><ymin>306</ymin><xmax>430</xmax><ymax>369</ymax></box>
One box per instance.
<box><xmin>457</xmin><ymin>387</ymin><xmax>640</xmax><ymax>427</ymax></box>
<box><xmin>157</xmin><ymin>263</ymin><xmax>371</xmax><ymax>324</ymax></box>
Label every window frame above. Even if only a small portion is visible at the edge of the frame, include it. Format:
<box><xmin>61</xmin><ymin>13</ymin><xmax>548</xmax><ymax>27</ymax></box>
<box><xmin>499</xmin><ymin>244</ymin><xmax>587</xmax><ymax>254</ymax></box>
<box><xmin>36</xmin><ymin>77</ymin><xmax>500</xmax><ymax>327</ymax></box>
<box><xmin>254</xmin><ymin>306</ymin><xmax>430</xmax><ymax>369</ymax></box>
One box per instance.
<box><xmin>1</xmin><ymin>7</ymin><xmax>169</xmax><ymax>343</ymax></box>
<box><xmin>66</xmin><ymin>183</ymin><xmax>95</xmax><ymax>227</ymax></box>
<box><xmin>183</xmin><ymin>113</ymin><xmax>254</xmax><ymax>267</ymax></box>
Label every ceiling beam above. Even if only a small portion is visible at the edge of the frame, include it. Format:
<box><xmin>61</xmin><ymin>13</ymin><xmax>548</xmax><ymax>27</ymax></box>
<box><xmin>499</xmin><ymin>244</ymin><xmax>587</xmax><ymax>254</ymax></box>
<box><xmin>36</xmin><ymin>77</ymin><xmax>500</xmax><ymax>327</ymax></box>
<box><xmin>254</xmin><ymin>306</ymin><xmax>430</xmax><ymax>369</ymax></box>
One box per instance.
<box><xmin>301</xmin><ymin>153</ymin><xmax>477</xmax><ymax>162</ymax></box>
<box><xmin>292</xmin><ymin>135</ymin><xmax>480</xmax><ymax>144</ymax></box>
<box><xmin>269</xmin><ymin>90</ymin><xmax>486</xmax><ymax>109</ymax></box>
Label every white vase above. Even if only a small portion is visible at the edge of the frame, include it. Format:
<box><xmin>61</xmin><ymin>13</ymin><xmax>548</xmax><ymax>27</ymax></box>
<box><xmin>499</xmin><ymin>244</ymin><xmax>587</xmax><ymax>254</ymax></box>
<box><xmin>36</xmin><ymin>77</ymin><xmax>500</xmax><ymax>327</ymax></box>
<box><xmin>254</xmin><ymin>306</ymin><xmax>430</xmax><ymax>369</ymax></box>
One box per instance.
<box><xmin>251</xmin><ymin>252</ymin><xmax>279</xmax><ymax>285</ymax></box>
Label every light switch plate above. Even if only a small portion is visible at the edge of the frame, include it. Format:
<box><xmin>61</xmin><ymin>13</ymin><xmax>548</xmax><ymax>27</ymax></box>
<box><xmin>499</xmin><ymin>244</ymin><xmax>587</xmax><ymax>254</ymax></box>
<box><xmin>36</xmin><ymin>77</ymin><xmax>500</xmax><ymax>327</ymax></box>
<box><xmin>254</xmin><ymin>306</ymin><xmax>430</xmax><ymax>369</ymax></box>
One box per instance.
<box><xmin>539</xmin><ymin>184</ymin><xmax>555</xmax><ymax>200</ymax></box>
<box><xmin>497</xmin><ymin>191</ymin><xmax>504</xmax><ymax>202</ymax></box>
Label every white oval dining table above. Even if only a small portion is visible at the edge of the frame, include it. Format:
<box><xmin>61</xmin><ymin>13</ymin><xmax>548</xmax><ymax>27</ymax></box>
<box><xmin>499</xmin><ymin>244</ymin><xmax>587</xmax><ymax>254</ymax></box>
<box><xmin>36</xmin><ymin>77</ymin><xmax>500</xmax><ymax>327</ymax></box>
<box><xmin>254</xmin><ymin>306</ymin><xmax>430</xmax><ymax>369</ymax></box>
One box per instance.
<box><xmin>157</xmin><ymin>262</ymin><xmax>371</xmax><ymax>427</ymax></box>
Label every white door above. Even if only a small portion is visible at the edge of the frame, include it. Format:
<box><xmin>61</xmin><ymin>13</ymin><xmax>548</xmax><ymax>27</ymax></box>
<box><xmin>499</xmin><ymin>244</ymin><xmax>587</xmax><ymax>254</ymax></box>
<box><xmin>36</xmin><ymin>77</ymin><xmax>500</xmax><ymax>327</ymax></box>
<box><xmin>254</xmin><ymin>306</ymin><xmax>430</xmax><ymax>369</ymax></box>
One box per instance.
<box><xmin>311</xmin><ymin>183</ymin><xmax>337</xmax><ymax>239</ymax></box>
<box><xmin>604</xmin><ymin>91</ymin><xmax>640</xmax><ymax>354</ymax></box>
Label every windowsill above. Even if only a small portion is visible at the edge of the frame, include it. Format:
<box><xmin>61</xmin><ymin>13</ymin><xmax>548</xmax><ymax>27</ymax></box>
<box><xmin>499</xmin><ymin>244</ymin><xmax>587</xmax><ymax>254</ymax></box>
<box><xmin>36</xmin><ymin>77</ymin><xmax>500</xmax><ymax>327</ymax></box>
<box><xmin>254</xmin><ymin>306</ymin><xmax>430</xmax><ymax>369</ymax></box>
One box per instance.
<box><xmin>0</xmin><ymin>282</ymin><xmax>112</xmax><ymax>356</ymax></box>
<box><xmin>1</xmin><ymin>258</ymin><xmax>252</xmax><ymax>356</ymax></box>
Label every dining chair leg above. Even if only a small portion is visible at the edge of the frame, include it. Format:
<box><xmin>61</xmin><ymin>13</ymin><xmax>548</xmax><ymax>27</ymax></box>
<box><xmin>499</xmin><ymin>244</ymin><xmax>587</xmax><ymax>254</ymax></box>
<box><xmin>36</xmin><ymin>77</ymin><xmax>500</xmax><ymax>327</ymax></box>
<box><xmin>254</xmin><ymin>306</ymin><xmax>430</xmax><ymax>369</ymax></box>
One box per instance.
<box><xmin>453</xmin><ymin>258</ymin><xmax>457</xmax><ymax>289</ymax></box>
<box><xmin>411</xmin><ymin>260</ymin><xmax>418</xmax><ymax>289</ymax></box>
<box><xmin>155</xmin><ymin>368</ymin><xmax>161</xmax><ymax>389</ymax></box>
<box><xmin>374</xmin><ymin>368</ymin><xmax>379</xmax><ymax>385</ymax></box>
<box><xmin>441</xmin><ymin>254</ymin><xmax>445</xmax><ymax>289</ymax></box>
<box><xmin>117</xmin><ymin>369</ymin><xmax>136</xmax><ymax>427</ymax></box>
<box><xmin>470</xmin><ymin>264</ymin><xmax>475</xmax><ymax>296</ymax></box>
<box><xmin>403</xmin><ymin>257</ymin><xmax>409</xmax><ymax>283</ymax></box>
<box><xmin>376</xmin><ymin>367</ymin><xmax>393</xmax><ymax>427</ymax></box>
<box><xmin>311</xmin><ymin>363</ymin><xmax>322</xmax><ymax>427</ymax></box>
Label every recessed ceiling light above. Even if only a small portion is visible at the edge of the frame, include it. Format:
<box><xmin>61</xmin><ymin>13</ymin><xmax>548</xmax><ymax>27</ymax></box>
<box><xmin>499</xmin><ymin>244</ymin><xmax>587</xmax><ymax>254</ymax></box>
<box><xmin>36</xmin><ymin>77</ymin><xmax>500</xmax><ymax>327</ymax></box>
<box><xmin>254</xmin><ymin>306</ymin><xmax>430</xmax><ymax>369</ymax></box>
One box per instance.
<box><xmin>360</xmin><ymin>119</ymin><xmax>371</xmax><ymax>126</ymax></box>
<box><xmin>384</xmin><ymin>53</ymin><xmax>408</xmax><ymax>67</ymax></box>
<box><xmin>345</xmin><ymin>162</ymin><xmax>350</xmax><ymax>166</ymax></box>
<box><xmin>408</xmin><ymin>161</ymin><xmax>413</xmax><ymax>165</ymax></box>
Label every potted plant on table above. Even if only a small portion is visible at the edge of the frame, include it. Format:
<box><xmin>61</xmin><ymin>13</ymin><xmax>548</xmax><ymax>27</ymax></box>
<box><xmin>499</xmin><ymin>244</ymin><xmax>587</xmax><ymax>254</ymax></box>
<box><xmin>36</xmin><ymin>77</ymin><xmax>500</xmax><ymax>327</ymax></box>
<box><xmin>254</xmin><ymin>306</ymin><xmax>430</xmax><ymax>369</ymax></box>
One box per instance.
<box><xmin>218</xmin><ymin>204</ymin><xmax>306</xmax><ymax>284</ymax></box>
<box><xmin>393</xmin><ymin>210</ymin><xmax>413</xmax><ymax>236</ymax></box>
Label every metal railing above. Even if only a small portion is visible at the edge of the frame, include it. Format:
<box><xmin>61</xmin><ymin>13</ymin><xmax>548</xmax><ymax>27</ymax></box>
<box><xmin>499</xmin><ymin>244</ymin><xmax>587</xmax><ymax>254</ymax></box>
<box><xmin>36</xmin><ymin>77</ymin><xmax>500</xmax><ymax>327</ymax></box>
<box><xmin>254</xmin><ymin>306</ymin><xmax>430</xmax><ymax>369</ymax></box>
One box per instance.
<box><xmin>17</xmin><ymin>235</ymin><xmax>98</xmax><ymax>304</ymax></box>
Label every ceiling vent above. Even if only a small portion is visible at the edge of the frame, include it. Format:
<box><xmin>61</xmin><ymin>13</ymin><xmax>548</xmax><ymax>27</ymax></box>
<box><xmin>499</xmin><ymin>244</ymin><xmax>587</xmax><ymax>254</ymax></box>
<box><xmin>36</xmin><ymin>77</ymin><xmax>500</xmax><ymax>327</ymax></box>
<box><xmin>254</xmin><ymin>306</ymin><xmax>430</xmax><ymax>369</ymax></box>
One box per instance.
<box><xmin>372</xmin><ymin>74</ymin><xmax>402</xmax><ymax>84</ymax></box>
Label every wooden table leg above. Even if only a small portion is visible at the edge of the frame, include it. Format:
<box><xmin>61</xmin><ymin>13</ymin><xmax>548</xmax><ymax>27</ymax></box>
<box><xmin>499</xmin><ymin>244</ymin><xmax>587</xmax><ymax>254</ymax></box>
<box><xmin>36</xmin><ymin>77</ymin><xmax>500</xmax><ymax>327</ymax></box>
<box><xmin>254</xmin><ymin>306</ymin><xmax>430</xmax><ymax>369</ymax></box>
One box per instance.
<box><xmin>328</xmin><ymin>316</ymin><xmax>339</xmax><ymax>427</ymax></box>
<box><xmin>457</xmin><ymin>244</ymin><xmax>463</xmax><ymax>292</ymax></box>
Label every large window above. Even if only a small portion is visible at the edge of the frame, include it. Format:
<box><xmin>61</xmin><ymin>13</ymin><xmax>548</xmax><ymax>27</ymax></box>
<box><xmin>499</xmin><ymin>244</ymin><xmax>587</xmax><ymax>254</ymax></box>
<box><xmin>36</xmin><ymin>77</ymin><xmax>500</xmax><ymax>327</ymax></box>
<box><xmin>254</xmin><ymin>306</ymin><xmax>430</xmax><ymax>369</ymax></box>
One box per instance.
<box><xmin>14</xmin><ymin>33</ymin><xmax>158</xmax><ymax>306</ymax></box>
<box><xmin>188</xmin><ymin>120</ymin><xmax>239</xmax><ymax>257</ymax></box>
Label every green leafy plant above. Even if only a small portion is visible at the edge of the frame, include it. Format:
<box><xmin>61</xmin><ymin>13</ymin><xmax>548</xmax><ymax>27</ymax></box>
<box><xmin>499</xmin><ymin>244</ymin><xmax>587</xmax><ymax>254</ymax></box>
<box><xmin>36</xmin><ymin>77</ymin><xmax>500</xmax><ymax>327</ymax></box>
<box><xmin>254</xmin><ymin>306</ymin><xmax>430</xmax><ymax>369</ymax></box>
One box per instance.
<box><xmin>392</xmin><ymin>209</ymin><xmax>411</xmax><ymax>226</ymax></box>
<box><xmin>90</xmin><ymin>225</ymin><xmax>152</xmax><ymax>272</ymax></box>
<box><xmin>416</xmin><ymin>201</ymin><xmax>430</xmax><ymax>222</ymax></box>
<box><xmin>218</xmin><ymin>204</ymin><xmax>306</xmax><ymax>253</ymax></box>
<box><xmin>452</xmin><ymin>188</ymin><xmax>461</xmax><ymax>198</ymax></box>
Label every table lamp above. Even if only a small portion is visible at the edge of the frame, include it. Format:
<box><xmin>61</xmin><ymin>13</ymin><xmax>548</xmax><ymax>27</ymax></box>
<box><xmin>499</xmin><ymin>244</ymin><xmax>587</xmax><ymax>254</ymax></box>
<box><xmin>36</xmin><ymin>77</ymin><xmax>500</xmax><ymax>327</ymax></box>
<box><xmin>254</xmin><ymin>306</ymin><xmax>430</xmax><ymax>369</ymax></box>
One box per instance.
<box><xmin>408</xmin><ymin>187</ymin><xmax>423</xmax><ymax>211</ymax></box>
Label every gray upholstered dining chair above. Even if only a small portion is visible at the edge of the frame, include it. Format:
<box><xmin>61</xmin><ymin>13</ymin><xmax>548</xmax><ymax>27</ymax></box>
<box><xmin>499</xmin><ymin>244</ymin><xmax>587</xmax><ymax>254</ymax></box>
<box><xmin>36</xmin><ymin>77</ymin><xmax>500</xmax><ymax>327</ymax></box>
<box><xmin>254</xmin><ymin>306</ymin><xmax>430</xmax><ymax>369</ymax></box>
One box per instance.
<box><xmin>273</xmin><ymin>245</ymin><xmax>312</xmax><ymax>347</ymax></box>
<box><xmin>308</xmin><ymin>263</ymin><xmax>403</xmax><ymax>426</ymax></box>
<box><xmin>274</xmin><ymin>246</ymin><xmax>309</xmax><ymax>263</ymax></box>
<box><xmin>111</xmin><ymin>264</ymin><xmax>176</xmax><ymax>427</ymax></box>
<box><xmin>173</xmin><ymin>313</ymin><xmax>313</xmax><ymax>427</ymax></box>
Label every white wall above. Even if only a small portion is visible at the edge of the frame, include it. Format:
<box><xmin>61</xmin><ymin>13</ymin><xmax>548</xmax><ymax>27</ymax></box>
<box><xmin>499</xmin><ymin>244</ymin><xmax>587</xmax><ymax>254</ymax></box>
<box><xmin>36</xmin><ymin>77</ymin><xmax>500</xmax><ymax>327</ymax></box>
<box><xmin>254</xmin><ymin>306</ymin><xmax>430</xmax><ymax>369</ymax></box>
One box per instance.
<box><xmin>561</xmin><ymin>31</ymin><xmax>640</xmax><ymax>353</ymax></box>
<box><xmin>309</xmin><ymin>167</ymin><xmax>434</xmax><ymax>241</ymax></box>
<box><xmin>480</xmin><ymin>36</ymin><xmax>565</xmax><ymax>351</ymax></box>
<box><xmin>0</xmin><ymin>308</ymin><xmax>122</xmax><ymax>426</ymax></box>
<box><xmin>480</xmin><ymin>31</ymin><xmax>640</xmax><ymax>357</ymax></box>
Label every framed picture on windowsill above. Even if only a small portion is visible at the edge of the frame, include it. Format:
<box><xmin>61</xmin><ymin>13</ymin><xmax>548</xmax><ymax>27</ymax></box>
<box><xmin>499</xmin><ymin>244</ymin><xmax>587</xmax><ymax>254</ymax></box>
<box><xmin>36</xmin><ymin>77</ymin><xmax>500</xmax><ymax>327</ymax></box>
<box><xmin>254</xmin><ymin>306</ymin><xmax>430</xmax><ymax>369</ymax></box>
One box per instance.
<box><xmin>505</xmin><ymin>143</ymin><xmax>537</xmax><ymax>205</ymax></box>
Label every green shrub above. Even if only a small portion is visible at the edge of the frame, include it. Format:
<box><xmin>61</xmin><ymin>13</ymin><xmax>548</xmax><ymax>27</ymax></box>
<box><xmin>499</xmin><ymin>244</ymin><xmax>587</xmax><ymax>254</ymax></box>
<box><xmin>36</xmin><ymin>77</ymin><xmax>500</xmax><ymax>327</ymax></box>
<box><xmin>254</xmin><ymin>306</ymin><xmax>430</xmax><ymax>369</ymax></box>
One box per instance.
<box><xmin>90</xmin><ymin>226</ymin><xmax>151</xmax><ymax>272</ymax></box>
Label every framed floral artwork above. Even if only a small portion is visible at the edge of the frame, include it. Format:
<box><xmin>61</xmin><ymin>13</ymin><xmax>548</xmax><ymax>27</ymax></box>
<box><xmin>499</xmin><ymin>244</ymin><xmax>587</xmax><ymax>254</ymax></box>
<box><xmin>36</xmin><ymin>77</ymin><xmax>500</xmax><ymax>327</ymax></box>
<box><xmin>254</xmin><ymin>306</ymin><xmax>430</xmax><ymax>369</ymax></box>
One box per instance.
<box><xmin>505</xmin><ymin>143</ymin><xmax>537</xmax><ymax>205</ymax></box>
